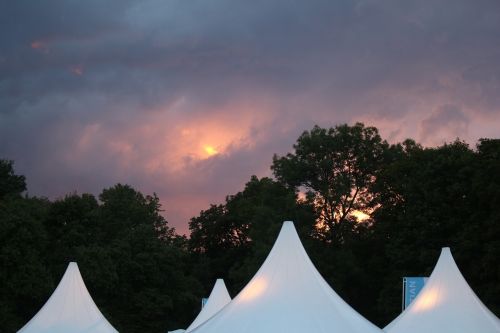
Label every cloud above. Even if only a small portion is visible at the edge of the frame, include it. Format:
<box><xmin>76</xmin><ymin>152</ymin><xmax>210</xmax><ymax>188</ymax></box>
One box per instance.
<box><xmin>420</xmin><ymin>105</ymin><xmax>470</xmax><ymax>145</ymax></box>
<box><xmin>1</xmin><ymin>0</ymin><xmax>500</xmax><ymax>232</ymax></box>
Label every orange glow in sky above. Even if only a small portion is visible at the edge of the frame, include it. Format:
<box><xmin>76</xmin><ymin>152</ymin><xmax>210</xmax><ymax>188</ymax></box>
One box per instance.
<box><xmin>30</xmin><ymin>40</ymin><xmax>49</xmax><ymax>53</ymax></box>
<box><xmin>203</xmin><ymin>145</ymin><xmax>219</xmax><ymax>157</ymax></box>
<box><xmin>62</xmin><ymin>97</ymin><xmax>278</xmax><ymax>234</ymax></box>
<box><xmin>141</xmin><ymin>99</ymin><xmax>273</xmax><ymax>172</ymax></box>
<box><xmin>31</xmin><ymin>41</ymin><xmax>44</xmax><ymax>49</ymax></box>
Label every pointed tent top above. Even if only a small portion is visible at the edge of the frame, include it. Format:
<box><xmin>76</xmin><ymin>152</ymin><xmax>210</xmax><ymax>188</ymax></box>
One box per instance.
<box><xmin>18</xmin><ymin>262</ymin><xmax>118</xmax><ymax>333</ymax></box>
<box><xmin>67</xmin><ymin>261</ymin><xmax>78</xmax><ymax>272</ymax></box>
<box><xmin>385</xmin><ymin>247</ymin><xmax>500</xmax><ymax>333</ymax></box>
<box><xmin>186</xmin><ymin>279</ymin><xmax>231</xmax><ymax>332</ymax></box>
<box><xmin>191</xmin><ymin>221</ymin><xmax>382</xmax><ymax>333</ymax></box>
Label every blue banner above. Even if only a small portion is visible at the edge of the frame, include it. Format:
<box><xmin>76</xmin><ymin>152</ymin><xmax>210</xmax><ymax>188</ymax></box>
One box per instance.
<box><xmin>201</xmin><ymin>297</ymin><xmax>208</xmax><ymax>309</ymax></box>
<box><xmin>403</xmin><ymin>277</ymin><xmax>428</xmax><ymax>310</ymax></box>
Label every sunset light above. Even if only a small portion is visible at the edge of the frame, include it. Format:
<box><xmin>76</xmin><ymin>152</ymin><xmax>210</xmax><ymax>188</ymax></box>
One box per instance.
<box><xmin>351</xmin><ymin>210</ymin><xmax>370</xmax><ymax>222</ymax></box>
<box><xmin>2</xmin><ymin>2</ymin><xmax>499</xmax><ymax>332</ymax></box>
<box><xmin>412</xmin><ymin>287</ymin><xmax>441</xmax><ymax>312</ymax></box>
<box><xmin>239</xmin><ymin>277</ymin><xmax>267</xmax><ymax>301</ymax></box>
<box><xmin>203</xmin><ymin>145</ymin><xmax>219</xmax><ymax>157</ymax></box>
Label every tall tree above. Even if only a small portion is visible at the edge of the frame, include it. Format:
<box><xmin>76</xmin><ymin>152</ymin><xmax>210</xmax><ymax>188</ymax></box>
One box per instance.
<box><xmin>272</xmin><ymin>123</ymin><xmax>389</xmax><ymax>244</ymax></box>
<box><xmin>95</xmin><ymin>184</ymin><xmax>200</xmax><ymax>333</ymax></box>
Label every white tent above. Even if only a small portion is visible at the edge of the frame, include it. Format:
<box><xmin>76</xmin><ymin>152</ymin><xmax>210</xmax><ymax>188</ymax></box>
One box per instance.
<box><xmin>185</xmin><ymin>279</ymin><xmax>231</xmax><ymax>332</ymax></box>
<box><xmin>191</xmin><ymin>221</ymin><xmax>383</xmax><ymax>333</ymax></box>
<box><xmin>168</xmin><ymin>279</ymin><xmax>231</xmax><ymax>333</ymax></box>
<box><xmin>18</xmin><ymin>262</ymin><xmax>118</xmax><ymax>333</ymax></box>
<box><xmin>385</xmin><ymin>247</ymin><xmax>500</xmax><ymax>333</ymax></box>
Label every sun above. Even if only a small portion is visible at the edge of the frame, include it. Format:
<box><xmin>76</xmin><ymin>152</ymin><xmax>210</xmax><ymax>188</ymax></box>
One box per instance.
<box><xmin>203</xmin><ymin>145</ymin><xmax>219</xmax><ymax>157</ymax></box>
<box><xmin>351</xmin><ymin>210</ymin><xmax>370</xmax><ymax>222</ymax></box>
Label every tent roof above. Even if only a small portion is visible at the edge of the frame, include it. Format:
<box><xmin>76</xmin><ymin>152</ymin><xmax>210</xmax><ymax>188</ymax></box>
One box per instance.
<box><xmin>186</xmin><ymin>279</ymin><xmax>231</xmax><ymax>332</ymax></box>
<box><xmin>385</xmin><ymin>247</ymin><xmax>500</xmax><ymax>333</ymax></box>
<box><xmin>191</xmin><ymin>221</ymin><xmax>382</xmax><ymax>333</ymax></box>
<box><xmin>18</xmin><ymin>262</ymin><xmax>118</xmax><ymax>333</ymax></box>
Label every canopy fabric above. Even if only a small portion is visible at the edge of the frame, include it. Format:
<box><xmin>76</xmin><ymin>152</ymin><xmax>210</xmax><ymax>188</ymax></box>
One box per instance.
<box><xmin>191</xmin><ymin>221</ymin><xmax>382</xmax><ymax>333</ymax></box>
<box><xmin>185</xmin><ymin>279</ymin><xmax>231</xmax><ymax>332</ymax></box>
<box><xmin>385</xmin><ymin>247</ymin><xmax>500</xmax><ymax>333</ymax></box>
<box><xmin>18</xmin><ymin>262</ymin><xmax>118</xmax><ymax>333</ymax></box>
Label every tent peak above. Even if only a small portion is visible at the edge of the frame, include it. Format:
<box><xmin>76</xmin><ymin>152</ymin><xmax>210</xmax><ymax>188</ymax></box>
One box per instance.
<box><xmin>279</xmin><ymin>220</ymin><xmax>297</xmax><ymax>234</ymax></box>
<box><xmin>210</xmin><ymin>279</ymin><xmax>229</xmax><ymax>295</ymax></box>
<box><xmin>385</xmin><ymin>247</ymin><xmax>500</xmax><ymax>333</ymax></box>
<box><xmin>185</xmin><ymin>279</ymin><xmax>231</xmax><ymax>332</ymax></box>
<box><xmin>18</xmin><ymin>262</ymin><xmax>118</xmax><ymax>333</ymax></box>
<box><xmin>191</xmin><ymin>219</ymin><xmax>382</xmax><ymax>333</ymax></box>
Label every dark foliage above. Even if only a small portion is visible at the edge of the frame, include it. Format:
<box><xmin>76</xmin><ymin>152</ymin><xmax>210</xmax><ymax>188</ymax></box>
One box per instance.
<box><xmin>1</xmin><ymin>126</ymin><xmax>499</xmax><ymax>332</ymax></box>
<box><xmin>0</xmin><ymin>168</ymin><xmax>201</xmax><ymax>333</ymax></box>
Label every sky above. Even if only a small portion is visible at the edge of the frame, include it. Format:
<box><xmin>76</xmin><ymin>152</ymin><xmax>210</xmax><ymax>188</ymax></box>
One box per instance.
<box><xmin>1</xmin><ymin>0</ymin><xmax>500</xmax><ymax>234</ymax></box>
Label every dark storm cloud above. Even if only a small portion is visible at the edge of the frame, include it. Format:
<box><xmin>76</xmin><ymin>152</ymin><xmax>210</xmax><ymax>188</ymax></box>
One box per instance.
<box><xmin>1</xmin><ymin>0</ymin><xmax>500</xmax><ymax>231</ymax></box>
<box><xmin>0</xmin><ymin>0</ymin><xmax>129</xmax><ymax>46</ymax></box>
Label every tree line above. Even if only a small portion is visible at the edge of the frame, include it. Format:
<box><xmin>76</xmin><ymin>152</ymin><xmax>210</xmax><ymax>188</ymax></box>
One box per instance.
<box><xmin>1</xmin><ymin>123</ymin><xmax>499</xmax><ymax>332</ymax></box>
